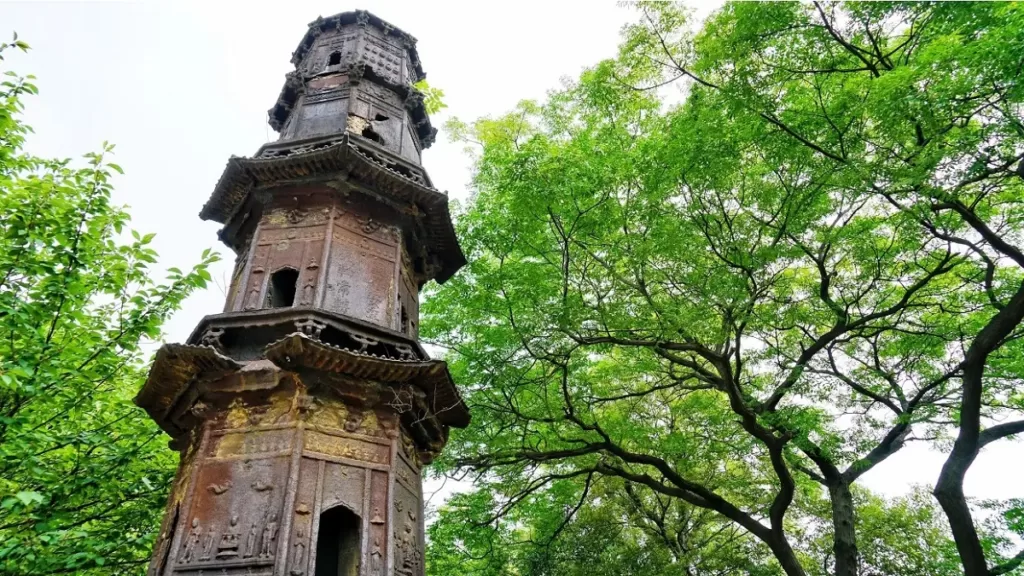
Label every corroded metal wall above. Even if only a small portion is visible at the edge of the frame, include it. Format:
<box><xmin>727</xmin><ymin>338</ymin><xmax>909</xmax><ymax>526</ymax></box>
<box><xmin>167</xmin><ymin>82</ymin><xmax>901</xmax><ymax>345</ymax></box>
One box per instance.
<box><xmin>140</xmin><ymin>10</ymin><xmax>465</xmax><ymax>576</ymax></box>
<box><xmin>227</xmin><ymin>192</ymin><xmax>419</xmax><ymax>336</ymax></box>
<box><xmin>148</xmin><ymin>365</ymin><xmax>426</xmax><ymax>576</ymax></box>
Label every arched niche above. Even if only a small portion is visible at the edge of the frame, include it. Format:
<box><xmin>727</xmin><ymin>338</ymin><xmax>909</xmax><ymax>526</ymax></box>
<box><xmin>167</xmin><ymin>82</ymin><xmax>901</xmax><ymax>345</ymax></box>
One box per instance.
<box><xmin>314</xmin><ymin>504</ymin><xmax>361</xmax><ymax>576</ymax></box>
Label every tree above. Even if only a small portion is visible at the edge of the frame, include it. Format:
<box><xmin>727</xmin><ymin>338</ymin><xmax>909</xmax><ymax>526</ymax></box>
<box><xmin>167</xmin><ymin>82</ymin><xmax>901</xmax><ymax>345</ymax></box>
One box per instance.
<box><xmin>423</xmin><ymin>3</ymin><xmax>1024</xmax><ymax>575</ymax></box>
<box><xmin>428</xmin><ymin>474</ymin><xmax>780</xmax><ymax>576</ymax></box>
<box><xmin>0</xmin><ymin>39</ymin><xmax>218</xmax><ymax>575</ymax></box>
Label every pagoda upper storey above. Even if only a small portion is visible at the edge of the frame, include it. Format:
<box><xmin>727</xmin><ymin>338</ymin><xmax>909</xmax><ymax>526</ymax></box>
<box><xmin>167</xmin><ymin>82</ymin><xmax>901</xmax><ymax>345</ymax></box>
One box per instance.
<box><xmin>267</xmin><ymin>10</ymin><xmax>436</xmax><ymax>165</ymax></box>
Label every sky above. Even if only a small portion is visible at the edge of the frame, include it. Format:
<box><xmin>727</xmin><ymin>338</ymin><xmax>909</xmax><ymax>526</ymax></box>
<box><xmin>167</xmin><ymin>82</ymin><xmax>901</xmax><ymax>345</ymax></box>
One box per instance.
<box><xmin>2</xmin><ymin>0</ymin><xmax>1019</xmax><ymax>510</ymax></box>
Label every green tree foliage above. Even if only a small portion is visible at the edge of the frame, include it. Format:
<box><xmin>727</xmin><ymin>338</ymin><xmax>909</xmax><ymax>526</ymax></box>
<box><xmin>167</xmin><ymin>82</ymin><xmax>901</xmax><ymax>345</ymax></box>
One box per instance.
<box><xmin>0</xmin><ymin>39</ymin><xmax>218</xmax><ymax>575</ymax></box>
<box><xmin>424</xmin><ymin>3</ymin><xmax>1024</xmax><ymax>575</ymax></box>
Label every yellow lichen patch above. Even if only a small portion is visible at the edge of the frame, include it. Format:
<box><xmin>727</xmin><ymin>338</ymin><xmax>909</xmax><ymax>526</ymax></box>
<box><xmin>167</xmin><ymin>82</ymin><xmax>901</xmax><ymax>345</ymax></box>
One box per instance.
<box><xmin>225</xmin><ymin>397</ymin><xmax>250</xmax><ymax>429</ymax></box>
<box><xmin>265</xmin><ymin>391</ymin><xmax>295</xmax><ymax>424</ymax></box>
<box><xmin>362</xmin><ymin>410</ymin><xmax>380</xmax><ymax>433</ymax></box>
<box><xmin>347</xmin><ymin>114</ymin><xmax>369</xmax><ymax>134</ymax></box>
<box><xmin>215</xmin><ymin>433</ymin><xmax>246</xmax><ymax>458</ymax></box>
<box><xmin>308</xmin><ymin>402</ymin><xmax>346</xmax><ymax>429</ymax></box>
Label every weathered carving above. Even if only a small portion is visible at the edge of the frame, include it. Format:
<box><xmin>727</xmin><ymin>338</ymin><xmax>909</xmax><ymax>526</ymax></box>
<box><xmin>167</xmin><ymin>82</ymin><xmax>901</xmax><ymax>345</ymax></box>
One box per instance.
<box><xmin>259</xmin><ymin>513</ymin><xmax>279</xmax><ymax>558</ymax></box>
<box><xmin>245</xmin><ymin>286</ymin><xmax>262</xmax><ymax>310</ymax></box>
<box><xmin>394</xmin><ymin>511</ymin><xmax>420</xmax><ymax>576</ymax></box>
<box><xmin>294</xmin><ymin>318</ymin><xmax>326</xmax><ymax>338</ymax></box>
<box><xmin>350</xmin><ymin>333</ymin><xmax>378</xmax><ymax>353</ymax></box>
<box><xmin>199</xmin><ymin>327</ymin><xmax>226</xmax><ymax>349</ymax></box>
<box><xmin>299</xmin><ymin>281</ymin><xmax>315</xmax><ymax>305</ymax></box>
<box><xmin>286</xmin><ymin>208</ymin><xmax>306</xmax><ymax>224</ymax></box>
<box><xmin>343</xmin><ymin>409</ymin><xmax>363</xmax><ymax>432</ymax></box>
<box><xmin>289</xmin><ymin>525</ymin><xmax>309</xmax><ymax>575</ymax></box>
<box><xmin>394</xmin><ymin>343</ymin><xmax>416</xmax><ymax>360</ymax></box>
<box><xmin>304</xmin><ymin>430</ymin><xmax>389</xmax><ymax>464</ymax></box>
<box><xmin>180</xmin><ymin>519</ymin><xmax>202</xmax><ymax>564</ymax></box>
<box><xmin>199</xmin><ymin>530</ymin><xmax>215</xmax><ymax>561</ymax></box>
<box><xmin>244</xmin><ymin>521</ymin><xmax>259</xmax><ymax>558</ymax></box>
<box><xmin>216</xmin><ymin>516</ymin><xmax>242</xmax><ymax>559</ymax></box>
<box><xmin>208</xmin><ymin>481</ymin><xmax>232</xmax><ymax>495</ymax></box>
<box><xmin>361</xmin><ymin>217</ymin><xmax>383</xmax><ymax>234</ymax></box>
<box><xmin>251</xmin><ymin>479</ymin><xmax>274</xmax><ymax>492</ymax></box>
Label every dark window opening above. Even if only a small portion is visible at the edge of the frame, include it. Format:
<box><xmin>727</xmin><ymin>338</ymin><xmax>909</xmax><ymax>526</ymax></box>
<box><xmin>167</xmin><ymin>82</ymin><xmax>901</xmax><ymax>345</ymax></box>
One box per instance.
<box><xmin>328</xmin><ymin>51</ymin><xmax>342</xmax><ymax>66</ymax></box>
<box><xmin>267</xmin><ymin>268</ymin><xmax>299</xmax><ymax>308</ymax></box>
<box><xmin>361</xmin><ymin>126</ymin><xmax>385</xmax><ymax>145</ymax></box>
<box><xmin>315</xmin><ymin>506</ymin><xmax>361</xmax><ymax>576</ymax></box>
<box><xmin>400</xmin><ymin>302</ymin><xmax>409</xmax><ymax>334</ymax></box>
<box><xmin>374</xmin><ymin>113</ymin><xmax>389</xmax><ymax>122</ymax></box>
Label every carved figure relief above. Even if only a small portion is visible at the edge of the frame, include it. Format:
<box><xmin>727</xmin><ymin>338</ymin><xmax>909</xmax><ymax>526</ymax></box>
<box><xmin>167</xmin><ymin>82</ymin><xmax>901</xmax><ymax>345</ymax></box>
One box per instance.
<box><xmin>394</xmin><ymin>512</ymin><xmax>420</xmax><ymax>576</ymax></box>
<box><xmin>259</xmin><ymin>513</ymin><xmax>279</xmax><ymax>559</ymax></box>
<box><xmin>180</xmin><ymin>518</ymin><xmax>202</xmax><ymax>563</ymax></box>
<box><xmin>370</xmin><ymin>507</ymin><xmax>384</xmax><ymax>524</ymax></box>
<box><xmin>216</xmin><ymin>516</ymin><xmax>242</xmax><ymax>559</ymax></box>
<box><xmin>245</xmin><ymin>286</ymin><xmax>262</xmax><ymax>310</ymax></box>
<box><xmin>370</xmin><ymin>538</ymin><xmax>383</xmax><ymax>576</ymax></box>
<box><xmin>199</xmin><ymin>530</ymin><xmax>216</xmax><ymax>561</ymax></box>
<box><xmin>300</xmin><ymin>282</ymin><xmax>315</xmax><ymax>305</ymax></box>
<box><xmin>290</xmin><ymin>526</ymin><xmax>308</xmax><ymax>576</ymax></box>
<box><xmin>244</xmin><ymin>521</ymin><xmax>258</xmax><ymax>558</ymax></box>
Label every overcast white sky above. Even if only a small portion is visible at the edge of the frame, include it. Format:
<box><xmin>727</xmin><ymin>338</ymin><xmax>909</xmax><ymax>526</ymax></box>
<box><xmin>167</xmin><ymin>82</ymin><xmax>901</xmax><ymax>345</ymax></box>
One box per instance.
<box><xmin>2</xmin><ymin>0</ymin><xmax>1019</xmax><ymax>509</ymax></box>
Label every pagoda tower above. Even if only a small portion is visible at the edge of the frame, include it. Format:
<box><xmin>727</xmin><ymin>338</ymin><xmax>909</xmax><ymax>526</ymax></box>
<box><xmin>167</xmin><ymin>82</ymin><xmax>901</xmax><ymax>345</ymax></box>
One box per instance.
<box><xmin>136</xmin><ymin>10</ymin><xmax>467</xmax><ymax>576</ymax></box>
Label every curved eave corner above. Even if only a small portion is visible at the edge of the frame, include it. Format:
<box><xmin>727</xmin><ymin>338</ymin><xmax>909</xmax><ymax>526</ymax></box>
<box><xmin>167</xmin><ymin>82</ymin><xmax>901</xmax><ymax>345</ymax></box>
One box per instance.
<box><xmin>265</xmin><ymin>332</ymin><xmax>470</xmax><ymax>428</ymax></box>
<box><xmin>134</xmin><ymin>344</ymin><xmax>243</xmax><ymax>435</ymax></box>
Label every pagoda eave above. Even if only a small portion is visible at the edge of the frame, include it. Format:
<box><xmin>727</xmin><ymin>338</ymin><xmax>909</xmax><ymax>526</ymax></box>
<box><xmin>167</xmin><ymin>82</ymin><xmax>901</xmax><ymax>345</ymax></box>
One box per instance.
<box><xmin>200</xmin><ymin>134</ymin><xmax>465</xmax><ymax>284</ymax></box>
<box><xmin>265</xmin><ymin>333</ymin><xmax>469</xmax><ymax>428</ymax></box>
<box><xmin>134</xmin><ymin>344</ymin><xmax>243</xmax><ymax>436</ymax></box>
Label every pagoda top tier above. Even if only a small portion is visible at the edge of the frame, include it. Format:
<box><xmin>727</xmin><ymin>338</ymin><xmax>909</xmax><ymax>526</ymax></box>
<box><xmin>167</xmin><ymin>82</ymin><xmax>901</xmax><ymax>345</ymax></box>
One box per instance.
<box><xmin>291</xmin><ymin>10</ymin><xmax>425</xmax><ymax>81</ymax></box>
<box><xmin>201</xmin><ymin>9</ymin><xmax>464</xmax><ymax>285</ymax></box>
<box><xmin>267</xmin><ymin>9</ymin><xmax>437</xmax><ymax>151</ymax></box>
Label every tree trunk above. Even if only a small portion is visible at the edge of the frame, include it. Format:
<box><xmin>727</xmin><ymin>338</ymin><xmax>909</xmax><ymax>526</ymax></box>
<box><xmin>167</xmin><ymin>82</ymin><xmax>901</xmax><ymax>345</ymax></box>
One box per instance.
<box><xmin>935</xmin><ymin>284</ymin><xmax>1024</xmax><ymax>576</ymax></box>
<box><xmin>934</xmin><ymin>364</ymin><xmax>989</xmax><ymax>576</ymax></box>
<box><xmin>829</xmin><ymin>480</ymin><xmax>859</xmax><ymax>576</ymax></box>
<box><xmin>768</xmin><ymin>532</ymin><xmax>808</xmax><ymax>576</ymax></box>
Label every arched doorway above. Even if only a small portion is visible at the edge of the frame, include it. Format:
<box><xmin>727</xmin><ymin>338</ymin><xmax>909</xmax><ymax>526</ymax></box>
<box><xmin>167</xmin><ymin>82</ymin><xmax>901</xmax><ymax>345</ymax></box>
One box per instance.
<box><xmin>314</xmin><ymin>505</ymin><xmax>361</xmax><ymax>576</ymax></box>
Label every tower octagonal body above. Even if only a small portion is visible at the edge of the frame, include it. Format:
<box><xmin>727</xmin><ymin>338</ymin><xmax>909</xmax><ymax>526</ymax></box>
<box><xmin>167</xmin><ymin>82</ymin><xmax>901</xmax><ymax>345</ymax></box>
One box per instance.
<box><xmin>136</xmin><ymin>10</ymin><xmax>466</xmax><ymax>576</ymax></box>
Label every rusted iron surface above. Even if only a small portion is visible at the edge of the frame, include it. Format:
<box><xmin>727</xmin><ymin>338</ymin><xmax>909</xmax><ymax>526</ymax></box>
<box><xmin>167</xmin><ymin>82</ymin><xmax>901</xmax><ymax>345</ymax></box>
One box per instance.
<box><xmin>141</xmin><ymin>10</ymin><xmax>465</xmax><ymax>576</ymax></box>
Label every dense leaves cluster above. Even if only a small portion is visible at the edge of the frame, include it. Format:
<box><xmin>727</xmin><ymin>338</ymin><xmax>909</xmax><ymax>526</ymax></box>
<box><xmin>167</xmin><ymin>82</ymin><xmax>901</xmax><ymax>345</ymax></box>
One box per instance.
<box><xmin>0</xmin><ymin>39</ymin><xmax>217</xmax><ymax>574</ymax></box>
<box><xmin>425</xmin><ymin>3</ymin><xmax>1024</xmax><ymax>576</ymax></box>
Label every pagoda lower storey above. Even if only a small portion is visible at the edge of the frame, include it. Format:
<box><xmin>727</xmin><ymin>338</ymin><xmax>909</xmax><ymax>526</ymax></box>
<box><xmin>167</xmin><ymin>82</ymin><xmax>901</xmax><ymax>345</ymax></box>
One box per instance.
<box><xmin>139</xmin><ymin>309</ymin><xmax>463</xmax><ymax>576</ymax></box>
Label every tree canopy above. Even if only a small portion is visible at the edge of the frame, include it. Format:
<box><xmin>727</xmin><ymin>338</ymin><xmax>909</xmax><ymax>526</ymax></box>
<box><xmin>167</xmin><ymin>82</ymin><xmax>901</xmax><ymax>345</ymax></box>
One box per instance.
<box><xmin>424</xmin><ymin>3</ymin><xmax>1024</xmax><ymax>576</ymax></box>
<box><xmin>0</xmin><ymin>38</ymin><xmax>217</xmax><ymax>575</ymax></box>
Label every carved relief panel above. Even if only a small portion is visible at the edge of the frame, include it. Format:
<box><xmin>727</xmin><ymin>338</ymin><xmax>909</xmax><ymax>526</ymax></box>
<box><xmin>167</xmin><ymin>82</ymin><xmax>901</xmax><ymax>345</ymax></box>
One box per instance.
<box><xmin>167</xmin><ymin>454</ymin><xmax>290</xmax><ymax>575</ymax></box>
<box><xmin>392</xmin><ymin>476</ymin><xmax>423</xmax><ymax>576</ymax></box>
<box><xmin>322</xmin><ymin>199</ymin><xmax>401</xmax><ymax>328</ymax></box>
<box><xmin>236</xmin><ymin>204</ymin><xmax>330</xmax><ymax>313</ymax></box>
<box><xmin>359</xmin><ymin>27</ymin><xmax>408</xmax><ymax>86</ymax></box>
<box><xmin>304</xmin><ymin>31</ymin><xmax>359</xmax><ymax>76</ymax></box>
